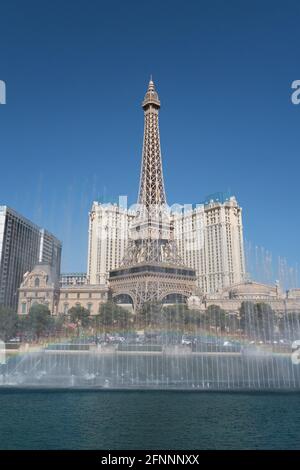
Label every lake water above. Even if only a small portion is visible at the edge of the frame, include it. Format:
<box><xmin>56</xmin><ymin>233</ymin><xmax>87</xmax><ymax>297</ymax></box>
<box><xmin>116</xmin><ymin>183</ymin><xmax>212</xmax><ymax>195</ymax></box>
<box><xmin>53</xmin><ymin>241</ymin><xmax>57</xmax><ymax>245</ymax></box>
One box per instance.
<box><xmin>0</xmin><ymin>390</ymin><xmax>300</xmax><ymax>449</ymax></box>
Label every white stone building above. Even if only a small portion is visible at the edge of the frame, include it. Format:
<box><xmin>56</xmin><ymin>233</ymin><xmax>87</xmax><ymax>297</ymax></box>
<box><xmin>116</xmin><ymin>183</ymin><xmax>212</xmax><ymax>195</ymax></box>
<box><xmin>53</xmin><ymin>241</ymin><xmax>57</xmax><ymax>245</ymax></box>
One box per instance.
<box><xmin>188</xmin><ymin>281</ymin><xmax>300</xmax><ymax>315</ymax></box>
<box><xmin>18</xmin><ymin>263</ymin><xmax>108</xmax><ymax>316</ymax></box>
<box><xmin>173</xmin><ymin>196</ymin><xmax>246</xmax><ymax>294</ymax></box>
<box><xmin>87</xmin><ymin>202</ymin><xmax>135</xmax><ymax>285</ymax></box>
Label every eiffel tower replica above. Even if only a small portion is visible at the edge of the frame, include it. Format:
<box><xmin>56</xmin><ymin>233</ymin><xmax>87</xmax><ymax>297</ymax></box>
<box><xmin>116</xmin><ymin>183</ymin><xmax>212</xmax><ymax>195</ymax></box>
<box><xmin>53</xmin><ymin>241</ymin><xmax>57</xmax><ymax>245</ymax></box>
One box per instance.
<box><xmin>109</xmin><ymin>79</ymin><xmax>196</xmax><ymax>310</ymax></box>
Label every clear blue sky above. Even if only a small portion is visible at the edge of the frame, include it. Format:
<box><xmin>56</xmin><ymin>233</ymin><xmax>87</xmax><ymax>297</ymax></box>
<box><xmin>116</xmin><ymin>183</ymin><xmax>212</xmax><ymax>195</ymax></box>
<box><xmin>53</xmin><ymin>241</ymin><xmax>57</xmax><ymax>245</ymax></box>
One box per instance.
<box><xmin>0</xmin><ymin>0</ymin><xmax>299</xmax><ymax>276</ymax></box>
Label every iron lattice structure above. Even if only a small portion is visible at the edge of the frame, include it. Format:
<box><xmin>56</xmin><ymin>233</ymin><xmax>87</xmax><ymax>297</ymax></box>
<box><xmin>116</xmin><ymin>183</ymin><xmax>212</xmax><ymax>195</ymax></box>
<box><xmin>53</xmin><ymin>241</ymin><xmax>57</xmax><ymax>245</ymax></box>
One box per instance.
<box><xmin>138</xmin><ymin>79</ymin><xmax>166</xmax><ymax>208</ymax></box>
<box><xmin>109</xmin><ymin>79</ymin><xmax>196</xmax><ymax>310</ymax></box>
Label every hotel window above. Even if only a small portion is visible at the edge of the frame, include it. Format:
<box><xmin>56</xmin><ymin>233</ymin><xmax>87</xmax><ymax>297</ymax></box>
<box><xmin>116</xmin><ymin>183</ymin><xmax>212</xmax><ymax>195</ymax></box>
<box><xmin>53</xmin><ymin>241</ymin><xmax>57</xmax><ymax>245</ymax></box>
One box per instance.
<box><xmin>64</xmin><ymin>303</ymin><xmax>69</xmax><ymax>315</ymax></box>
<box><xmin>77</xmin><ymin>293</ymin><xmax>80</xmax><ymax>299</ymax></box>
<box><xmin>87</xmin><ymin>303</ymin><xmax>92</xmax><ymax>313</ymax></box>
<box><xmin>21</xmin><ymin>302</ymin><xmax>27</xmax><ymax>314</ymax></box>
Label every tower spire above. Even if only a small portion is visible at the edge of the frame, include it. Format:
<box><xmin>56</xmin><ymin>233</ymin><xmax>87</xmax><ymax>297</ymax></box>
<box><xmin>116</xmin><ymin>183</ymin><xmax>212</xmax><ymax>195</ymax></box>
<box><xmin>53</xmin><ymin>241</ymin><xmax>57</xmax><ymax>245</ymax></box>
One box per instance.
<box><xmin>138</xmin><ymin>79</ymin><xmax>166</xmax><ymax>208</ymax></box>
<box><xmin>142</xmin><ymin>77</ymin><xmax>161</xmax><ymax>110</ymax></box>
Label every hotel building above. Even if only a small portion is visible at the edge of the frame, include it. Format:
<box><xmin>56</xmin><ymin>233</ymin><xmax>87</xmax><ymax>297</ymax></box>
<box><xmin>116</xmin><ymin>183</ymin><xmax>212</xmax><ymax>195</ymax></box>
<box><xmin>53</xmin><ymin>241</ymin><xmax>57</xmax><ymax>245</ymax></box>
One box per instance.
<box><xmin>0</xmin><ymin>206</ymin><xmax>61</xmax><ymax>310</ymax></box>
<box><xmin>173</xmin><ymin>196</ymin><xmax>246</xmax><ymax>294</ymax></box>
<box><xmin>87</xmin><ymin>202</ymin><xmax>135</xmax><ymax>285</ymax></box>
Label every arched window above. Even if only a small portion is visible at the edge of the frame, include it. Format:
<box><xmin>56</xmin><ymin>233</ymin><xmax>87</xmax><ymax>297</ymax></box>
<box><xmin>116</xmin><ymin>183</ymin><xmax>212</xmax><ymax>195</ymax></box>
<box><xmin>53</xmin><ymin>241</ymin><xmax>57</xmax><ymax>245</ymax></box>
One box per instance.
<box><xmin>34</xmin><ymin>277</ymin><xmax>40</xmax><ymax>288</ymax></box>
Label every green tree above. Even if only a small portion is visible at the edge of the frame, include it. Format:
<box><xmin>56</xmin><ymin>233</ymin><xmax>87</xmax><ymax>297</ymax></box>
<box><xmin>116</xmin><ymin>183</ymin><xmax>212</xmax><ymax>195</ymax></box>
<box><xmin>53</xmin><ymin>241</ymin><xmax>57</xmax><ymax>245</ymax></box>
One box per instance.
<box><xmin>96</xmin><ymin>302</ymin><xmax>132</xmax><ymax>330</ymax></box>
<box><xmin>0</xmin><ymin>305</ymin><xmax>18</xmax><ymax>341</ymax></box>
<box><xmin>163</xmin><ymin>303</ymin><xmax>194</xmax><ymax>328</ymax></box>
<box><xmin>68</xmin><ymin>305</ymin><xmax>90</xmax><ymax>335</ymax></box>
<box><xmin>239</xmin><ymin>301</ymin><xmax>276</xmax><ymax>340</ymax></box>
<box><xmin>25</xmin><ymin>303</ymin><xmax>53</xmax><ymax>340</ymax></box>
<box><xmin>256</xmin><ymin>302</ymin><xmax>276</xmax><ymax>341</ymax></box>
<box><xmin>278</xmin><ymin>312</ymin><xmax>300</xmax><ymax>340</ymax></box>
<box><xmin>239</xmin><ymin>301</ymin><xmax>257</xmax><ymax>338</ymax></box>
<box><xmin>205</xmin><ymin>305</ymin><xmax>227</xmax><ymax>332</ymax></box>
<box><xmin>162</xmin><ymin>305</ymin><xmax>177</xmax><ymax>326</ymax></box>
<box><xmin>52</xmin><ymin>314</ymin><xmax>68</xmax><ymax>337</ymax></box>
<box><xmin>226</xmin><ymin>312</ymin><xmax>239</xmax><ymax>334</ymax></box>
<box><xmin>139</xmin><ymin>301</ymin><xmax>163</xmax><ymax>327</ymax></box>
